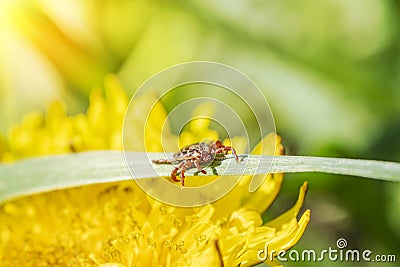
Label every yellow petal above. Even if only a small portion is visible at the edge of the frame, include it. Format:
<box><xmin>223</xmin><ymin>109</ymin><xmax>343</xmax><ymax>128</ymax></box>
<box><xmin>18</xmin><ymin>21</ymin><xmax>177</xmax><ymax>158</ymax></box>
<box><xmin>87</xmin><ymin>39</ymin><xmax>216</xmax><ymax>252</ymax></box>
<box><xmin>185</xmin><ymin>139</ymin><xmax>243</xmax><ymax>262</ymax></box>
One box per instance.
<box><xmin>190</xmin><ymin>240</ymin><xmax>223</xmax><ymax>267</ymax></box>
<box><xmin>265</xmin><ymin>182</ymin><xmax>308</xmax><ymax>230</ymax></box>
<box><xmin>189</xmin><ymin>102</ymin><xmax>216</xmax><ymax>134</ymax></box>
<box><xmin>104</xmin><ymin>74</ymin><xmax>129</xmax><ymax>119</ymax></box>
<box><xmin>212</xmin><ymin>133</ymin><xmax>284</xmax><ymax>219</ymax></box>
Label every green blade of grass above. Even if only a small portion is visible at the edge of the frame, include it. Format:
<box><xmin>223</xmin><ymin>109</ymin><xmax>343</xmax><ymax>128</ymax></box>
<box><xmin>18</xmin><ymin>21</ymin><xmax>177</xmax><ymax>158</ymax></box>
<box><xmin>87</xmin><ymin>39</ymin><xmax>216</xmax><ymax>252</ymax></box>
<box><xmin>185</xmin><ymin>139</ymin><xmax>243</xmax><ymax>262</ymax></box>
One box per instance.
<box><xmin>0</xmin><ymin>151</ymin><xmax>399</xmax><ymax>203</ymax></box>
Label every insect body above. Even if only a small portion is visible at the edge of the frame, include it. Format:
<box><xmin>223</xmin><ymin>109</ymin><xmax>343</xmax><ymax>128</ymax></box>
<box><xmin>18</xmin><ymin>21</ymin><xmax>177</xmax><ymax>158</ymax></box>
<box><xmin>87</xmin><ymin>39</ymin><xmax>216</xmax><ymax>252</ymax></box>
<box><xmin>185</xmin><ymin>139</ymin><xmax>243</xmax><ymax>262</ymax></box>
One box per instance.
<box><xmin>152</xmin><ymin>140</ymin><xmax>238</xmax><ymax>186</ymax></box>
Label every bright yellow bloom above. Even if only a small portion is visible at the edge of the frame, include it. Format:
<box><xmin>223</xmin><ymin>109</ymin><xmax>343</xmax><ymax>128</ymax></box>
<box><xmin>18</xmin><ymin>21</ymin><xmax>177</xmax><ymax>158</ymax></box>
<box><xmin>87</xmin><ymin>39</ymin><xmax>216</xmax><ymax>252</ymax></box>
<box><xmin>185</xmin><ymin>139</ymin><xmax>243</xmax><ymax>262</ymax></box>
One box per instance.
<box><xmin>2</xmin><ymin>75</ymin><xmax>128</xmax><ymax>161</ymax></box>
<box><xmin>0</xmin><ymin>75</ymin><xmax>310</xmax><ymax>266</ymax></box>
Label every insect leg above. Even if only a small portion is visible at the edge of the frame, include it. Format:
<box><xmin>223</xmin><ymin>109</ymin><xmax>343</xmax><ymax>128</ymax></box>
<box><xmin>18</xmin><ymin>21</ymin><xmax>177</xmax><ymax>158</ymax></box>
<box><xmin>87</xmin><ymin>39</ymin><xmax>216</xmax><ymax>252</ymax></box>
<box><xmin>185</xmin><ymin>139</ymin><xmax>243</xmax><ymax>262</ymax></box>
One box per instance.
<box><xmin>152</xmin><ymin>159</ymin><xmax>173</xmax><ymax>164</ymax></box>
<box><xmin>194</xmin><ymin>158</ymin><xmax>207</xmax><ymax>175</ymax></box>
<box><xmin>171</xmin><ymin>161</ymin><xmax>185</xmax><ymax>182</ymax></box>
<box><xmin>180</xmin><ymin>170</ymin><xmax>186</xmax><ymax>186</ymax></box>
<box><xmin>180</xmin><ymin>161</ymin><xmax>193</xmax><ymax>186</ymax></box>
<box><xmin>171</xmin><ymin>167</ymin><xmax>181</xmax><ymax>182</ymax></box>
<box><xmin>224</xmin><ymin>146</ymin><xmax>238</xmax><ymax>162</ymax></box>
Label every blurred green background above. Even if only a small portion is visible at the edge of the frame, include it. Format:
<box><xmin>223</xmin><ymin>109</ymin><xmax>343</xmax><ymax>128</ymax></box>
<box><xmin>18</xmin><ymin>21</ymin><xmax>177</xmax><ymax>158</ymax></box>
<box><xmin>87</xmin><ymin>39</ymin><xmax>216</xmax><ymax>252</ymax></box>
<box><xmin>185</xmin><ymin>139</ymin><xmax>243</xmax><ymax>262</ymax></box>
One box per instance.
<box><xmin>0</xmin><ymin>0</ymin><xmax>399</xmax><ymax>266</ymax></box>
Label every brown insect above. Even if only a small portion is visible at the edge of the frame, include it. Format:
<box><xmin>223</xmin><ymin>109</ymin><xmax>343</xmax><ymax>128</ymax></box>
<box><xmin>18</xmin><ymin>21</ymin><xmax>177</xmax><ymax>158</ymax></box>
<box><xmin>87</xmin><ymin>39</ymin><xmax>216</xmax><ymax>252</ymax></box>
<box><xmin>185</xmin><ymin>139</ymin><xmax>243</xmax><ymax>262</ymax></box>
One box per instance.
<box><xmin>152</xmin><ymin>140</ymin><xmax>238</xmax><ymax>186</ymax></box>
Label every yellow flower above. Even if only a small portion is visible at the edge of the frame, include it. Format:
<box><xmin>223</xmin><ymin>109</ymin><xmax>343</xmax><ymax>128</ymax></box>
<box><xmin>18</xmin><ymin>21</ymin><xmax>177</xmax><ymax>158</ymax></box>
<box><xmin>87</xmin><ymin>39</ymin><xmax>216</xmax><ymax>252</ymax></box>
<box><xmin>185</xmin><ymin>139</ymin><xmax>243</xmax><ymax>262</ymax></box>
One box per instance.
<box><xmin>0</xmin><ymin>75</ymin><xmax>310</xmax><ymax>266</ymax></box>
<box><xmin>2</xmin><ymin>75</ymin><xmax>127</xmax><ymax>161</ymax></box>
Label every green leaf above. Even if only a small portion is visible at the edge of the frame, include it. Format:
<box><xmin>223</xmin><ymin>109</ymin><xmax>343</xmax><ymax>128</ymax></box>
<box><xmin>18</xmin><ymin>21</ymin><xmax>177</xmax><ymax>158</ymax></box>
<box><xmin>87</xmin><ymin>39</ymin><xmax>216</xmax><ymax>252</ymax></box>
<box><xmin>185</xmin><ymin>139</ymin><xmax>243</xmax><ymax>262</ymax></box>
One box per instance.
<box><xmin>0</xmin><ymin>151</ymin><xmax>399</xmax><ymax>203</ymax></box>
